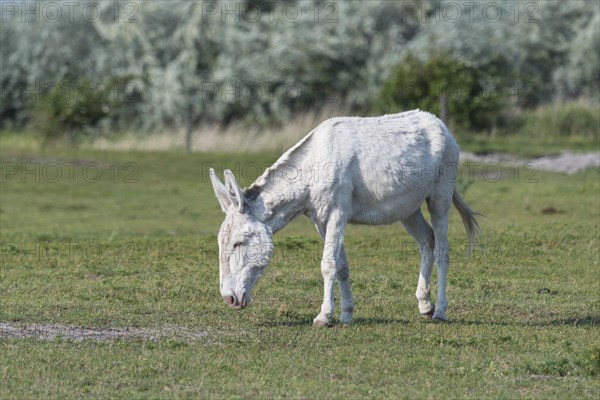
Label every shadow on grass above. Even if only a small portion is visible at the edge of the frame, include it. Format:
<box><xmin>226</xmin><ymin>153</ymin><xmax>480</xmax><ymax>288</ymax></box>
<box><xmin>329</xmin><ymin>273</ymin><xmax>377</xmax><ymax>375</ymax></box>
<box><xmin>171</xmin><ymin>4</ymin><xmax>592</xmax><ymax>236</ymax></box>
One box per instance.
<box><xmin>259</xmin><ymin>318</ymin><xmax>315</xmax><ymax>327</ymax></box>
<box><xmin>258</xmin><ymin>316</ymin><xmax>599</xmax><ymax>328</ymax></box>
<box><xmin>449</xmin><ymin>315</ymin><xmax>599</xmax><ymax>328</ymax></box>
<box><xmin>353</xmin><ymin>317</ymin><xmax>410</xmax><ymax>325</ymax></box>
<box><xmin>546</xmin><ymin>316</ymin><xmax>599</xmax><ymax>327</ymax></box>
<box><xmin>259</xmin><ymin>316</ymin><xmax>411</xmax><ymax>327</ymax></box>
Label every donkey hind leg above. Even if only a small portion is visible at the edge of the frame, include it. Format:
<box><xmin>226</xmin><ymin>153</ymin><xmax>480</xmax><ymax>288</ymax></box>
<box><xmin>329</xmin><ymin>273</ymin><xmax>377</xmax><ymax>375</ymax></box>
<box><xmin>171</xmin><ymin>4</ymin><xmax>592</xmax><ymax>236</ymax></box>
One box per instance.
<box><xmin>336</xmin><ymin>247</ymin><xmax>354</xmax><ymax>324</ymax></box>
<box><xmin>401</xmin><ymin>210</ymin><xmax>435</xmax><ymax>317</ymax></box>
<box><xmin>427</xmin><ymin>193</ymin><xmax>453</xmax><ymax>322</ymax></box>
<box><xmin>314</xmin><ymin>223</ymin><xmax>354</xmax><ymax>325</ymax></box>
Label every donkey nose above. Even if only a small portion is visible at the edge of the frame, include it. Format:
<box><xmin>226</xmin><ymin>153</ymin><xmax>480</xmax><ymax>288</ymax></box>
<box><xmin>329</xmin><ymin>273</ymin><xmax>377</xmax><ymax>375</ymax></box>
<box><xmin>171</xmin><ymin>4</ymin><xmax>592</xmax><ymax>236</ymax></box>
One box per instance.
<box><xmin>223</xmin><ymin>295</ymin><xmax>235</xmax><ymax>307</ymax></box>
<box><xmin>239</xmin><ymin>292</ymin><xmax>248</xmax><ymax>309</ymax></box>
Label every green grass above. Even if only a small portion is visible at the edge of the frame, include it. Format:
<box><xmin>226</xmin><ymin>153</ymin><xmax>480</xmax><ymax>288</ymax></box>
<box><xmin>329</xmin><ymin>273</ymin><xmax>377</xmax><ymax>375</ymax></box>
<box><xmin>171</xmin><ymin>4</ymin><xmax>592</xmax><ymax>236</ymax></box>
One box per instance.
<box><xmin>1</xmin><ymin>143</ymin><xmax>599</xmax><ymax>399</ymax></box>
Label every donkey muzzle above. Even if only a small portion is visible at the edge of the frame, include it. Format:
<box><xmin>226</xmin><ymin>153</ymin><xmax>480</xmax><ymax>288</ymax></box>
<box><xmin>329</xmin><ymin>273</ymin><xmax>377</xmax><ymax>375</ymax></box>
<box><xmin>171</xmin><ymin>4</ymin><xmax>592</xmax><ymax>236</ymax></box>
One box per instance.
<box><xmin>223</xmin><ymin>292</ymin><xmax>248</xmax><ymax>309</ymax></box>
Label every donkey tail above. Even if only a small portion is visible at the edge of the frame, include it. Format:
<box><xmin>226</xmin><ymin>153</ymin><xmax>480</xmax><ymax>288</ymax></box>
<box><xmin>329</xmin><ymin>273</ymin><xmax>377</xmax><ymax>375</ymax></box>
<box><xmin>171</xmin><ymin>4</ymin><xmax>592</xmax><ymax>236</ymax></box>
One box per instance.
<box><xmin>452</xmin><ymin>188</ymin><xmax>481</xmax><ymax>256</ymax></box>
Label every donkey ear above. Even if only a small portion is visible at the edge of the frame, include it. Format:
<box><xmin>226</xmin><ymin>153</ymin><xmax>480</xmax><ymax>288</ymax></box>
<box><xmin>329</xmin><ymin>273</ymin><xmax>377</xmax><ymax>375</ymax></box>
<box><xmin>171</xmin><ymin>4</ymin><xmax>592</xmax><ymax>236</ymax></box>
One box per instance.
<box><xmin>224</xmin><ymin>169</ymin><xmax>245</xmax><ymax>213</ymax></box>
<box><xmin>209</xmin><ymin>168</ymin><xmax>232</xmax><ymax>213</ymax></box>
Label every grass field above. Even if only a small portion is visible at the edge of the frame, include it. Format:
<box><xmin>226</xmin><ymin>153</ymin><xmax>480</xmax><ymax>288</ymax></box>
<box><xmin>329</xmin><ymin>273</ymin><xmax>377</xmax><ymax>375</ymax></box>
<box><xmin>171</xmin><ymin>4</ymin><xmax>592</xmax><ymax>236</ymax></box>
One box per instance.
<box><xmin>1</xmin><ymin>140</ymin><xmax>599</xmax><ymax>399</ymax></box>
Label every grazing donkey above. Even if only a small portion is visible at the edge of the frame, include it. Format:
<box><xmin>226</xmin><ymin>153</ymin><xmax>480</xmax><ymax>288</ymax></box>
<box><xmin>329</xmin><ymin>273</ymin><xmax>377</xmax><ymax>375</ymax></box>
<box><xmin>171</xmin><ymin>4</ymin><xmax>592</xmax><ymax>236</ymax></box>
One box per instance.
<box><xmin>210</xmin><ymin>110</ymin><xmax>479</xmax><ymax>325</ymax></box>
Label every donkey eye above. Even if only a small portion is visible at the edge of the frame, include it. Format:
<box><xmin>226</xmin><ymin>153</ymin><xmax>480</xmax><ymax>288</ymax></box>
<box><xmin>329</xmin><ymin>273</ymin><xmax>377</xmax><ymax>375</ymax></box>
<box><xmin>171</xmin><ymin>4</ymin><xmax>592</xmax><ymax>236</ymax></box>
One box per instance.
<box><xmin>233</xmin><ymin>242</ymin><xmax>243</xmax><ymax>248</ymax></box>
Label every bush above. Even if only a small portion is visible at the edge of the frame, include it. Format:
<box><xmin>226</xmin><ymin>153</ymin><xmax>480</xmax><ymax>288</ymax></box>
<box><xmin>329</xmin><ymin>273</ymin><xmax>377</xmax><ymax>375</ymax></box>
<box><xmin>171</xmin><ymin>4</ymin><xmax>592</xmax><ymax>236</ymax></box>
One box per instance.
<box><xmin>507</xmin><ymin>101</ymin><xmax>600</xmax><ymax>138</ymax></box>
<box><xmin>32</xmin><ymin>76</ymin><xmax>137</xmax><ymax>144</ymax></box>
<box><xmin>372</xmin><ymin>53</ymin><xmax>509</xmax><ymax>132</ymax></box>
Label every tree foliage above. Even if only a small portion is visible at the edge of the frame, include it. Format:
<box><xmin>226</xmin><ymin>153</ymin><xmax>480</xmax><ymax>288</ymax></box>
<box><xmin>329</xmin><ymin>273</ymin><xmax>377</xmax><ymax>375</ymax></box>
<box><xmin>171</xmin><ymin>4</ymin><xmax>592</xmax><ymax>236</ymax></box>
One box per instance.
<box><xmin>373</xmin><ymin>52</ymin><xmax>509</xmax><ymax>131</ymax></box>
<box><xmin>1</xmin><ymin>0</ymin><xmax>597</xmax><ymax>137</ymax></box>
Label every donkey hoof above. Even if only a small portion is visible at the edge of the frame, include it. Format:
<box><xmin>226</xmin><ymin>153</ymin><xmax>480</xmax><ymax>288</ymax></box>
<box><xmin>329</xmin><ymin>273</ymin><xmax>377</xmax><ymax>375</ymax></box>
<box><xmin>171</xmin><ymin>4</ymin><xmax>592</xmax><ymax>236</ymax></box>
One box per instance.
<box><xmin>312</xmin><ymin>319</ymin><xmax>332</xmax><ymax>328</ymax></box>
<box><xmin>432</xmin><ymin>312</ymin><xmax>447</xmax><ymax>322</ymax></box>
<box><xmin>420</xmin><ymin>307</ymin><xmax>435</xmax><ymax>319</ymax></box>
<box><xmin>339</xmin><ymin>312</ymin><xmax>353</xmax><ymax>325</ymax></box>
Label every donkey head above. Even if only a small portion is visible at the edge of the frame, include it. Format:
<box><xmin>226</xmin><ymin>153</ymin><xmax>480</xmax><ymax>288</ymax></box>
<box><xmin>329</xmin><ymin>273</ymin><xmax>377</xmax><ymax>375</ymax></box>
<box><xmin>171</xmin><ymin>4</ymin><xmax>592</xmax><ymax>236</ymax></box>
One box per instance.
<box><xmin>210</xmin><ymin>169</ymin><xmax>273</xmax><ymax>309</ymax></box>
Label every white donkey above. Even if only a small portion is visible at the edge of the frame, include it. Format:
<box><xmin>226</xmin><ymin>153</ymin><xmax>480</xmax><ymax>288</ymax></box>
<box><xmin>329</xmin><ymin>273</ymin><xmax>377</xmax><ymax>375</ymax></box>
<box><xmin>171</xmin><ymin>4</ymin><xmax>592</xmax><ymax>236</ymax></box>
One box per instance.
<box><xmin>210</xmin><ymin>110</ymin><xmax>479</xmax><ymax>325</ymax></box>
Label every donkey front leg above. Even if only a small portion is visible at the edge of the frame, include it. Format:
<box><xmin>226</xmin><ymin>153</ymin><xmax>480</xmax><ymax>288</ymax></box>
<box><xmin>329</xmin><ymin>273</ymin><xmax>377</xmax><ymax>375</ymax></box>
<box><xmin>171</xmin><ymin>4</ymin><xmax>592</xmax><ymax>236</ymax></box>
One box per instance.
<box><xmin>313</xmin><ymin>212</ymin><xmax>349</xmax><ymax>326</ymax></box>
<box><xmin>313</xmin><ymin>259</ymin><xmax>337</xmax><ymax>327</ymax></box>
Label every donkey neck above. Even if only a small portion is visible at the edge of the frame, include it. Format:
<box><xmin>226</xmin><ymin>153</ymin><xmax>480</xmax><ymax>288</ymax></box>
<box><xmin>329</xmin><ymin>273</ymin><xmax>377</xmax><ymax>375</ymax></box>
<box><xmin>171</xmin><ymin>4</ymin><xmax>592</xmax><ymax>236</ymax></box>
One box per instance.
<box><xmin>244</xmin><ymin>128</ymin><xmax>316</xmax><ymax>234</ymax></box>
<box><xmin>246</xmin><ymin>162</ymin><xmax>310</xmax><ymax>234</ymax></box>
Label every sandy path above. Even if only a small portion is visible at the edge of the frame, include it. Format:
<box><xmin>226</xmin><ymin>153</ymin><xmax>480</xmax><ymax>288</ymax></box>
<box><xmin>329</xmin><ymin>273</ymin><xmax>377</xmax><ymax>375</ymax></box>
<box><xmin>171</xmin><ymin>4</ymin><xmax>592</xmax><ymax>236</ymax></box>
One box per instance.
<box><xmin>460</xmin><ymin>151</ymin><xmax>599</xmax><ymax>175</ymax></box>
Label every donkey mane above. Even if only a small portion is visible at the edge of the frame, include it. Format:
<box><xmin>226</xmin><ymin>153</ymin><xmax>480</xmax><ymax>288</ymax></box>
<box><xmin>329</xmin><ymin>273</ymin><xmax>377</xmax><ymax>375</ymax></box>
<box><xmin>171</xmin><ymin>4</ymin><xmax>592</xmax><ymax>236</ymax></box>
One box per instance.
<box><xmin>244</xmin><ymin>128</ymin><xmax>316</xmax><ymax>201</ymax></box>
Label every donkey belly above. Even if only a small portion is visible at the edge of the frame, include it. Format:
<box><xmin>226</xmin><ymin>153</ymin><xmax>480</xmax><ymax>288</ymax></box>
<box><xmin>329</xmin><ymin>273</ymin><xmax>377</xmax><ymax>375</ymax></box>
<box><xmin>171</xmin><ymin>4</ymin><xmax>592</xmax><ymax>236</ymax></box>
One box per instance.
<box><xmin>347</xmin><ymin>149</ymin><xmax>438</xmax><ymax>225</ymax></box>
<box><xmin>349</xmin><ymin>187</ymin><xmax>430</xmax><ymax>225</ymax></box>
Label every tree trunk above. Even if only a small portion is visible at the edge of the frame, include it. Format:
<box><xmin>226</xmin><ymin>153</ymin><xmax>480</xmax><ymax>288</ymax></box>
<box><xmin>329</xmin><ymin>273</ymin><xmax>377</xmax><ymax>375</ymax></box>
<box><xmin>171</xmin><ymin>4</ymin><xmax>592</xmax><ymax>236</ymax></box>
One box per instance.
<box><xmin>185</xmin><ymin>106</ymin><xmax>194</xmax><ymax>152</ymax></box>
<box><xmin>185</xmin><ymin>123</ymin><xmax>193</xmax><ymax>152</ymax></box>
<box><xmin>439</xmin><ymin>94</ymin><xmax>448</xmax><ymax>124</ymax></box>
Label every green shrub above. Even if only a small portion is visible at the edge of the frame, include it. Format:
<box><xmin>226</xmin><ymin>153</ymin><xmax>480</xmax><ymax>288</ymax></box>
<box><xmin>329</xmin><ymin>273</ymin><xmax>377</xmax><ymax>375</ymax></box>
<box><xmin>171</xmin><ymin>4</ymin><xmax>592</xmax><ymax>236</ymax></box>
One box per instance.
<box><xmin>32</xmin><ymin>76</ymin><xmax>136</xmax><ymax>144</ymax></box>
<box><xmin>372</xmin><ymin>53</ymin><xmax>509</xmax><ymax>132</ymax></box>
<box><xmin>508</xmin><ymin>101</ymin><xmax>599</xmax><ymax>138</ymax></box>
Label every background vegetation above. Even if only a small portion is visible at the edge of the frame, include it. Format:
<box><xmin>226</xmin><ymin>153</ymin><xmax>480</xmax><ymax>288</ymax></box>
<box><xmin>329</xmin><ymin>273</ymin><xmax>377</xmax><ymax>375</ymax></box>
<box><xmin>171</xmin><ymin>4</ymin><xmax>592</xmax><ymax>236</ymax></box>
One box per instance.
<box><xmin>1</xmin><ymin>0</ymin><xmax>599</xmax><ymax>144</ymax></box>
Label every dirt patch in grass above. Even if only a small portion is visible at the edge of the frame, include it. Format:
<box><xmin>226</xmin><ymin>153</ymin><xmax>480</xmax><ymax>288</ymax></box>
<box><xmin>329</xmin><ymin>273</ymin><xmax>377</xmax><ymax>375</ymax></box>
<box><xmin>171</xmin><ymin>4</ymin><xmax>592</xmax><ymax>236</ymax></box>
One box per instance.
<box><xmin>0</xmin><ymin>322</ymin><xmax>209</xmax><ymax>342</ymax></box>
